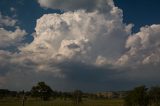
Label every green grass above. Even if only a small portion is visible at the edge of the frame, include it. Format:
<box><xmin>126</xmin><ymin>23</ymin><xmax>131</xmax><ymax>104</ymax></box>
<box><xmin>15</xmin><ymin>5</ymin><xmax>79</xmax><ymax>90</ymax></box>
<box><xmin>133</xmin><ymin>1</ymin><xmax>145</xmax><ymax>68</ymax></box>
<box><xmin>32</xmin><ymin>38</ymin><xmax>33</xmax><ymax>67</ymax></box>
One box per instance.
<box><xmin>0</xmin><ymin>98</ymin><xmax>124</xmax><ymax>106</ymax></box>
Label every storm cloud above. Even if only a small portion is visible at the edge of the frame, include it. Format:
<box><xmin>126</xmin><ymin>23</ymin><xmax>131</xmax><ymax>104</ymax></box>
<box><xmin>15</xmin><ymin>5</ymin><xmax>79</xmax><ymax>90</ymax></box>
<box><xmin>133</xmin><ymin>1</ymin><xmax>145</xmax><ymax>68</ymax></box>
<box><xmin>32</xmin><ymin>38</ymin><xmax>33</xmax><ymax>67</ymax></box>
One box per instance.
<box><xmin>0</xmin><ymin>0</ymin><xmax>160</xmax><ymax>91</ymax></box>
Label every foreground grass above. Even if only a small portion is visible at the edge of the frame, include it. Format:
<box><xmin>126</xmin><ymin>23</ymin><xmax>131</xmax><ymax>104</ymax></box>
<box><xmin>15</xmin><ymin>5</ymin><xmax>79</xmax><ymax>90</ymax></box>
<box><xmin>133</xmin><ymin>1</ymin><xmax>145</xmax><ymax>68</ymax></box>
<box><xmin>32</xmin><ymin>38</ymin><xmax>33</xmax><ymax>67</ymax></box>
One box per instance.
<box><xmin>0</xmin><ymin>98</ymin><xmax>124</xmax><ymax>106</ymax></box>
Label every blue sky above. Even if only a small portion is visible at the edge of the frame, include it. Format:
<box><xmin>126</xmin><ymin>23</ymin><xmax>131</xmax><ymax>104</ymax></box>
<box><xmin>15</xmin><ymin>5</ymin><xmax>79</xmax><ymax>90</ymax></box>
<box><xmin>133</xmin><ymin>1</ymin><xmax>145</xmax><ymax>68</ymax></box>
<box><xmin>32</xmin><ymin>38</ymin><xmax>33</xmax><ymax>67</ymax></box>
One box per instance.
<box><xmin>0</xmin><ymin>0</ymin><xmax>160</xmax><ymax>91</ymax></box>
<box><xmin>114</xmin><ymin>0</ymin><xmax>160</xmax><ymax>32</ymax></box>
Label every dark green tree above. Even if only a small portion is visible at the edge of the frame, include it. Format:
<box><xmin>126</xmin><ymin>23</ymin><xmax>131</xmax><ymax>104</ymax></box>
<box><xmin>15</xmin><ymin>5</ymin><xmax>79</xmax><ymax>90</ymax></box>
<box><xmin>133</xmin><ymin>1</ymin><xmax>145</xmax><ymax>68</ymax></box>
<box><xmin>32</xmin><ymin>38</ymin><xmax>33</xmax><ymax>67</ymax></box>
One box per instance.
<box><xmin>148</xmin><ymin>86</ymin><xmax>160</xmax><ymax>106</ymax></box>
<box><xmin>31</xmin><ymin>82</ymin><xmax>53</xmax><ymax>101</ymax></box>
<box><xmin>125</xmin><ymin>85</ymin><xmax>149</xmax><ymax>106</ymax></box>
<box><xmin>0</xmin><ymin>89</ymin><xmax>9</xmax><ymax>99</ymax></box>
<box><xmin>72</xmin><ymin>90</ymin><xmax>83</xmax><ymax>104</ymax></box>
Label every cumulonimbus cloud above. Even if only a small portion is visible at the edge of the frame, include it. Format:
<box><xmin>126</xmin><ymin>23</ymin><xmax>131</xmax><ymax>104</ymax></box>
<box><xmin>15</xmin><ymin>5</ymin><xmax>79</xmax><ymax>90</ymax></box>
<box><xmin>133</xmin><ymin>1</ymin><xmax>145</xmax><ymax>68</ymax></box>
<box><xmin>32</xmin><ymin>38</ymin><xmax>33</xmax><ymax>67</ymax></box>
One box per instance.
<box><xmin>1</xmin><ymin>0</ymin><xmax>160</xmax><ymax>91</ymax></box>
<box><xmin>21</xmin><ymin>7</ymin><xmax>132</xmax><ymax>65</ymax></box>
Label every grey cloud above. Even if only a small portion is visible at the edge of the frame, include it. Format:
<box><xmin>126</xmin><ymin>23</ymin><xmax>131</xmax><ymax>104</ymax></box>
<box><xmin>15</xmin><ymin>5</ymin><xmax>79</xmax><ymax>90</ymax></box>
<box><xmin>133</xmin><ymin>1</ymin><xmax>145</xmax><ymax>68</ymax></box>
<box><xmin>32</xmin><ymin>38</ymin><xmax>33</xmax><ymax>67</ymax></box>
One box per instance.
<box><xmin>0</xmin><ymin>12</ymin><xmax>17</xmax><ymax>27</ymax></box>
<box><xmin>67</xmin><ymin>43</ymin><xmax>80</xmax><ymax>49</ymax></box>
<box><xmin>1</xmin><ymin>52</ymin><xmax>160</xmax><ymax>91</ymax></box>
<box><xmin>10</xmin><ymin>7</ymin><xmax>16</xmax><ymax>12</ymax></box>
<box><xmin>0</xmin><ymin>51</ymin><xmax>135</xmax><ymax>91</ymax></box>
<box><xmin>37</xmin><ymin>0</ymin><xmax>114</xmax><ymax>12</ymax></box>
<box><xmin>0</xmin><ymin>27</ymin><xmax>27</xmax><ymax>48</ymax></box>
<box><xmin>0</xmin><ymin>12</ymin><xmax>27</xmax><ymax>49</ymax></box>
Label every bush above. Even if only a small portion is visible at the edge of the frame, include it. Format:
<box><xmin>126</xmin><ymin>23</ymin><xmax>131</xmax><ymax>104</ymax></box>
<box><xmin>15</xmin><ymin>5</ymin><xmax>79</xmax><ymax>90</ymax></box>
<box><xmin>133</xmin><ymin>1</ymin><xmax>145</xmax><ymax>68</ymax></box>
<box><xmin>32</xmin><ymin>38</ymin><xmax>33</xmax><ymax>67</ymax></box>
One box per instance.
<box><xmin>125</xmin><ymin>85</ymin><xmax>149</xmax><ymax>106</ymax></box>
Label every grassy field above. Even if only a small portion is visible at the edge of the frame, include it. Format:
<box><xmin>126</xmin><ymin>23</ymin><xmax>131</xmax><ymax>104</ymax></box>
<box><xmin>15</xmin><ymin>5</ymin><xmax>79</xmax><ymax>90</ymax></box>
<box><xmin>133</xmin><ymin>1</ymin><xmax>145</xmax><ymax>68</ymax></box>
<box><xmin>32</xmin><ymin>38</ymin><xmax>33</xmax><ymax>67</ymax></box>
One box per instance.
<box><xmin>0</xmin><ymin>98</ymin><xmax>124</xmax><ymax>106</ymax></box>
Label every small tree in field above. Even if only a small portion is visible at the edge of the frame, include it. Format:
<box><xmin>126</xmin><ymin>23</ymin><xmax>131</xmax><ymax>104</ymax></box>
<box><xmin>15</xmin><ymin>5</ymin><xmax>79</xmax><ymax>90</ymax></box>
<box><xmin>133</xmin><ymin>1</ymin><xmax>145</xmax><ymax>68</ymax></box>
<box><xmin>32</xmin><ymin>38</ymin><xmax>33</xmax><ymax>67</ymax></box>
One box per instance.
<box><xmin>72</xmin><ymin>90</ymin><xmax>83</xmax><ymax>104</ymax></box>
<box><xmin>31</xmin><ymin>82</ymin><xmax>53</xmax><ymax>101</ymax></box>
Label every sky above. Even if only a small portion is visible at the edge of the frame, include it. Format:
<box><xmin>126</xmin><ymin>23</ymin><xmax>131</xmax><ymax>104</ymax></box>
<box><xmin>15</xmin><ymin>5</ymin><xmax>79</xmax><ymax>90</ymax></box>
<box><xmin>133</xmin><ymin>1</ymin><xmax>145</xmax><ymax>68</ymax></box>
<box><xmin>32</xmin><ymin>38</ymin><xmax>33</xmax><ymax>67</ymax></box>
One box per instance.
<box><xmin>0</xmin><ymin>0</ymin><xmax>160</xmax><ymax>92</ymax></box>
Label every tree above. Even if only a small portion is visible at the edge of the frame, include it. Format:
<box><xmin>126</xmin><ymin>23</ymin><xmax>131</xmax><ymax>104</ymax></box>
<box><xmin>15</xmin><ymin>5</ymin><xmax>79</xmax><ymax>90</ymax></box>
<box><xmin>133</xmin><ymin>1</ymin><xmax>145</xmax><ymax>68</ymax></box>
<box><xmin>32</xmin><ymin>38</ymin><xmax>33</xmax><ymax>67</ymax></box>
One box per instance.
<box><xmin>125</xmin><ymin>85</ymin><xmax>149</xmax><ymax>106</ymax></box>
<box><xmin>72</xmin><ymin>90</ymin><xmax>83</xmax><ymax>104</ymax></box>
<box><xmin>31</xmin><ymin>82</ymin><xmax>53</xmax><ymax>101</ymax></box>
<box><xmin>148</xmin><ymin>86</ymin><xmax>160</xmax><ymax>106</ymax></box>
<box><xmin>0</xmin><ymin>89</ymin><xmax>9</xmax><ymax>99</ymax></box>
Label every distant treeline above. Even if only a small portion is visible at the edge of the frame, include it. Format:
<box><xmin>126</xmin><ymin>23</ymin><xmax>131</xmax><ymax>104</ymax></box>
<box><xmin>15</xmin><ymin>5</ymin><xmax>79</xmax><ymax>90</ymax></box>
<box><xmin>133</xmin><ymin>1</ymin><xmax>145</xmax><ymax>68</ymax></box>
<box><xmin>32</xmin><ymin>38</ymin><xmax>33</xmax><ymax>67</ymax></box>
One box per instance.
<box><xmin>0</xmin><ymin>82</ymin><xmax>126</xmax><ymax>101</ymax></box>
<box><xmin>0</xmin><ymin>82</ymin><xmax>160</xmax><ymax>106</ymax></box>
<box><xmin>0</xmin><ymin>89</ymin><xmax>19</xmax><ymax>98</ymax></box>
<box><xmin>0</xmin><ymin>88</ymin><xmax>125</xmax><ymax>100</ymax></box>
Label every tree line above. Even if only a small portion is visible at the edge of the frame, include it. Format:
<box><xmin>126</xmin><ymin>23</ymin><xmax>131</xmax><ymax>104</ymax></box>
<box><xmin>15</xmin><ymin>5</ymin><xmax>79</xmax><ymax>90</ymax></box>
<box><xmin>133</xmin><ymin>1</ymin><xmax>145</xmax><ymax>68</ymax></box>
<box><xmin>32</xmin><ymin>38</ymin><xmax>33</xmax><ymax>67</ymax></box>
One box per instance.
<box><xmin>0</xmin><ymin>82</ymin><xmax>160</xmax><ymax>106</ymax></box>
<box><xmin>0</xmin><ymin>82</ymin><xmax>83</xmax><ymax>104</ymax></box>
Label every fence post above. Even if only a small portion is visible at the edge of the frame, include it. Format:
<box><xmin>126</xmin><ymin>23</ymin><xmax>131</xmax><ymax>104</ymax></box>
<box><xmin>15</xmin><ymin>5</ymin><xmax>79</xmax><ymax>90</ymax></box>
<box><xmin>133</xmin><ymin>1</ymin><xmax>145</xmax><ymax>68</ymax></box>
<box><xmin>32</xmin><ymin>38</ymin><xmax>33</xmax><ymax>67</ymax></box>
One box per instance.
<box><xmin>22</xmin><ymin>90</ymin><xmax>26</xmax><ymax>106</ymax></box>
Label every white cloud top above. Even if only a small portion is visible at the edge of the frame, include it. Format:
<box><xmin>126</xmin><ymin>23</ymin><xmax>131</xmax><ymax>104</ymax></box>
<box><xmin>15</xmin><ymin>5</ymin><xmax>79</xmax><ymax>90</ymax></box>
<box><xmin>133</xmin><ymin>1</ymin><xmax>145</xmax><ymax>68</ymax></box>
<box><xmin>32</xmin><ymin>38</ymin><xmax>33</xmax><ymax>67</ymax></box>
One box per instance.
<box><xmin>22</xmin><ymin>7</ymin><xmax>131</xmax><ymax>64</ymax></box>
<box><xmin>117</xmin><ymin>25</ymin><xmax>160</xmax><ymax>66</ymax></box>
